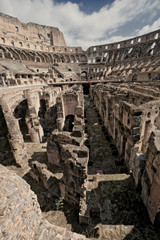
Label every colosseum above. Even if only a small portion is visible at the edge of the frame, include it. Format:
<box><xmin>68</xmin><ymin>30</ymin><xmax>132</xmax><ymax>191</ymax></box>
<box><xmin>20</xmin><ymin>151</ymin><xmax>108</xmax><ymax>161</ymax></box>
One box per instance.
<box><xmin>0</xmin><ymin>12</ymin><xmax>160</xmax><ymax>240</ymax></box>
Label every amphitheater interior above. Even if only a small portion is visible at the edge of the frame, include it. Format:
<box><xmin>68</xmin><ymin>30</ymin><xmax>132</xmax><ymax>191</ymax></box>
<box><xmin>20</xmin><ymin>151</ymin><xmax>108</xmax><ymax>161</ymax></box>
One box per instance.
<box><xmin>0</xmin><ymin>12</ymin><xmax>160</xmax><ymax>240</ymax></box>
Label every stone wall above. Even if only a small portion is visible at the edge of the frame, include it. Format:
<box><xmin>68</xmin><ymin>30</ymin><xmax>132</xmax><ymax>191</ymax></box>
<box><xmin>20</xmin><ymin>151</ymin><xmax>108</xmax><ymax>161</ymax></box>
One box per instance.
<box><xmin>91</xmin><ymin>82</ymin><xmax>160</xmax><ymax>224</ymax></box>
<box><xmin>0</xmin><ymin>85</ymin><xmax>62</xmax><ymax>167</ymax></box>
<box><xmin>0</xmin><ymin>164</ymin><xmax>88</xmax><ymax>240</ymax></box>
<box><xmin>0</xmin><ymin>12</ymin><xmax>66</xmax><ymax>48</ymax></box>
<box><xmin>32</xmin><ymin>85</ymin><xmax>89</xmax><ymax>223</ymax></box>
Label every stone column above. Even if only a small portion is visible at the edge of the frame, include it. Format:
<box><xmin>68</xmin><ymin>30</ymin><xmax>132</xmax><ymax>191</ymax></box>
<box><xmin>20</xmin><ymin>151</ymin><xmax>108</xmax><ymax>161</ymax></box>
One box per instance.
<box><xmin>1</xmin><ymin>97</ymin><xmax>27</xmax><ymax>167</ymax></box>
<box><xmin>56</xmin><ymin>95</ymin><xmax>65</xmax><ymax>131</ymax></box>
<box><xmin>26</xmin><ymin>90</ymin><xmax>44</xmax><ymax>142</ymax></box>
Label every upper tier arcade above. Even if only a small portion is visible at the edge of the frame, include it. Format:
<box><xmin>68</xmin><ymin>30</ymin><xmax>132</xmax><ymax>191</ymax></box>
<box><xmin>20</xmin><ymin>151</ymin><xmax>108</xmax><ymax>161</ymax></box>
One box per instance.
<box><xmin>87</xmin><ymin>29</ymin><xmax>160</xmax><ymax>60</ymax></box>
<box><xmin>85</xmin><ymin>30</ymin><xmax>160</xmax><ymax>81</ymax></box>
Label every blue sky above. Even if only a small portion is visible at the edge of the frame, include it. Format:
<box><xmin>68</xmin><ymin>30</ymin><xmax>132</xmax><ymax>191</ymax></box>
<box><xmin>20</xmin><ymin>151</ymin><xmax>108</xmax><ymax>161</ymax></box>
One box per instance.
<box><xmin>54</xmin><ymin>0</ymin><xmax>114</xmax><ymax>14</ymax></box>
<box><xmin>0</xmin><ymin>0</ymin><xmax>160</xmax><ymax>49</ymax></box>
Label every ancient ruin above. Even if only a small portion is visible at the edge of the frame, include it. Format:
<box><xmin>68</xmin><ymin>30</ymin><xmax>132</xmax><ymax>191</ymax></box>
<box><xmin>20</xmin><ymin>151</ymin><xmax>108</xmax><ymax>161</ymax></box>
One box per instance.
<box><xmin>0</xmin><ymin>12</ymin><xmax>160</xmax><ymax>239</ymax></box>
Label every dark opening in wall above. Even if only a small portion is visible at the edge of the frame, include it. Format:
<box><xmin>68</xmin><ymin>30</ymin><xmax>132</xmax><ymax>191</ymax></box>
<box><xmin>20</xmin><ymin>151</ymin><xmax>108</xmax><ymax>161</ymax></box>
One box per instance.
<box><xmin>38</xmin><ymin>99</ymin><xmax>46</xmax><ymax>119</ymax></box>
<box><xmin>82</xmin><ymin>84</ymin><xmax>90</xmax><ymax>95</ymax></box>
<box><xmin>38</xmin><ymin>99</ymin><xmax>47</xmax><ymax>135</ymax></box>
<box><xmin>63</xmin><ymin>115</ymin><xmax>74</xmax><ymax>132</ymax></box>
<box><xmin>96</xmin><ymin>58</ymin><xmax>101</xmax><ymax>63</ymax></box>
<box><xmin>36</xmin><ymin>57</ymin><xmax>40</xmax><ymax>62</ymax></box>
<box><xmin>132</xmin><ymin>74</ymin><xmax>137</xmax><ymax>81</ymax></box>
<box><xmin>122</xmin><ymin>136</ymin><xmax>127</xmax><ymax>156</ymax></box>
<box><xmin>14</xmin><ymin>99</ymin><xmax>31</xmax><ymax>142</ymax></box>
<box><xmin>154</xmin><ymin>211</ymin><xmax>160</xmax><ymax>233</ymax></box>
<box><xmin>0</xmin><ymin>105</ymin><xmax>13</xmax><ymax>165</ymax></box>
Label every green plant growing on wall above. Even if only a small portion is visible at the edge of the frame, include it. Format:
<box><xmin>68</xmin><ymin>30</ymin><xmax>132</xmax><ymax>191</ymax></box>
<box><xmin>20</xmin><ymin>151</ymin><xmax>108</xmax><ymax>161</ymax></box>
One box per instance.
<box><xmin>56</xmin><ymin>196</ymin><xmax>64</xmax><ymax>211</ymax></box>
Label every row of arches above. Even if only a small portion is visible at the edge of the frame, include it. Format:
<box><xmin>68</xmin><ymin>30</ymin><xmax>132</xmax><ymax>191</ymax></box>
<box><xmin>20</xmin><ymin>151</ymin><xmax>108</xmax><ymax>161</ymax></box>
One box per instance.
<box><xmin>0</xmin><ymin>44</ymin><xmax>87</xmax><ymax>63</ymax></box>
<box><xmin>88</xmin><ymin>39</ymin><xmax>160</xmax><ymax>65</ymax></box>
<box><xmin>86</xmin><ymin>57</ymin><xmax>160</xmax><ymax>80</ymax></box>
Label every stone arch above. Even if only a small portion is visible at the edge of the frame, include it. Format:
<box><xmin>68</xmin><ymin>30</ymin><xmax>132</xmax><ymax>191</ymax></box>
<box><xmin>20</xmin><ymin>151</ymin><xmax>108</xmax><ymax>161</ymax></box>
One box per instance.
<box><xmin>0</xmin><ymin>96</ymin><xmax>27</xmax><ymax>166</ymax></box>
<box><xmin>35</xmin><ymin>56</ymin><xmax>41</xmax><ymax>62</ymax></box>
<box><xmin>59</xmin><ymin>54</ymin><xmax>65</xmax><ymax>63</ymax></box>
<box><xmin>132</xmin><ymin>74</ymin><xmax>138</xmax><ymax>81</ymax></box>
<box><xmin>70</xmin><ymin>55</ymin><xmax>76</xmax><ymax>63</ymax></box>
<box><xmin>24</xmin><ymin>51</ymin><xmax>35</xmax><ymax>61</ymax></box>
<box><xmin>75</xmin><ymin>55</ymin><xmax>80</xmax><ymax>62</ymax></box>
<box><xmin>13</xmin><ymin>99</ymin><xmax>31</xmax><ymax>142</ymax></box>
<box><xmin>3</xmin><ymin>48</ymin><xmax>12</xmax><ymax>59</ymax></box>
<box><xmin>81</xmin><ymin>71</ymin><xmax>88</xmax><ymax>81</ymax></box>
<box><xmin>7</xmin><ymin>47</ymin><xmax>21</xmax><ymax>60</ymax></box>
<box><xmin>42</xmin><ymin>53</ymin><xmax>50</xmax><ymax>63</ymax></box>
<box><xmin>18</xmin><ymin>50</ymin><xmax>28</xmax><ymax>61</ymax></box>
<box><xmin>64</xmin><ymin>54</ymin><xmax>70</xmax><ymax>63</ymax></box>
<box><xmin>79</xmin><ymin>54</ymin><xmax>87</xmax><ymax>63</ymax></box>
<box><xmin>53</xmin><ymin>54</ymin><xmax>60</xmax><ymax>63</ymax></box>
<box><xmin>47</xmin><ymin>53</ymin><xmax>54</xmax><ymax>63</ymax></box>
<box><xmin>36</xmin><ymin>52</ymin><xmax>45</xmax><ymax>63</ymax></box>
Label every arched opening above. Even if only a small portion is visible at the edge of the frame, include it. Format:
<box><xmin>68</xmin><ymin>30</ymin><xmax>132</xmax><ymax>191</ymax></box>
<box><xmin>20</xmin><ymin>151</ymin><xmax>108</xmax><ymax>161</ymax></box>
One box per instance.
<box><xmin>63</xmin><ymin>115</ymin><xmax>74</xmax><ymax>132</ymax></box>
<box><xmin>15</xmin><ymin>74</ymin><xmax>20</xmax><ymax>79</ymax></box>
<box><xmin>36</xmin><ymin>57</ymin><xmax>40</xmax><ymax>62</ymax></box>
<box><xmin>80</xmin><ymin>55</ymin><xmax>87</xmax><ymax>63</ymax></box>
<box><xmin>0</xmin><ymin>105</ymin><xmax>13</xmax><ymax>165</ymax></box>
<box><xmin>82</xmin><ymin>84</ymin><xmax>90</xmax><ymax>95</ymax></box>
<box><xmin>132</xmin><ymin>74</ymin><xmax>137</xmax><ymax>81</ymax></box>
<box><xmin>96</xmin><ymin>58</ymin><xmax>101</xmax><ymax>63</ymax></box>
<box><xmin>14</xmin><ymin>100</ymin><xmax>31</xmax><ymax>142</ymax></box>
<box><xmin>81</xmin><ymin>71</ymin><xmax>87</xmax><ymax>81</ymax></box>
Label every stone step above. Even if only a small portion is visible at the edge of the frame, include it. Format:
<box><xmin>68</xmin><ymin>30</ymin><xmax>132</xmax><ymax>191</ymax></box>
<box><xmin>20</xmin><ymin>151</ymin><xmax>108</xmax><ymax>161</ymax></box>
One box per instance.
<box><xmin>36</xmin><ymin>219</ymin><xmax>88</xmax><ymax>240</ymax></box>
<box><xmin>87</xmin><ymin>173</ymin><xmax>130</xmax><ymax>190</ymax></box>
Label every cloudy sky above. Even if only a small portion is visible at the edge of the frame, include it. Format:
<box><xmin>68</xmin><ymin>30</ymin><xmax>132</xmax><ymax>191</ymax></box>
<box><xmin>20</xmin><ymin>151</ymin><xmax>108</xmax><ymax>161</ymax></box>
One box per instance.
<box><xmin>0</xmin><ymin>0</ymin><xmax>160</xmax><ymax>50</ymax></box>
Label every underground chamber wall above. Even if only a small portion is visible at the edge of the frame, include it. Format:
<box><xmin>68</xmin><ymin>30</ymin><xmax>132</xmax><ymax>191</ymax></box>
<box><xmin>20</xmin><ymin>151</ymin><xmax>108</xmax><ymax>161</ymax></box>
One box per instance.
<box><xmin>13</xmin><ymin>99</ymin><xmax>31</xmax><ymax>142</ymax></box>
<box><xmin>63</xmin><ymin>114</ymin><xmax>75</xmax><ymax>132</ymax></box>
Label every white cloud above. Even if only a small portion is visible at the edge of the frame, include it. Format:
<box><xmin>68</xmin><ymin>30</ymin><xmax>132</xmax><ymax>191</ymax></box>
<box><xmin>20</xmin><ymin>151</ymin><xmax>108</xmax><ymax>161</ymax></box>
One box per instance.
<box><xmin>0</xmin><ymin>0</ymin><xmax>160</xmax><ymax>50</ymax></box>
<box><xmin>137</xmin><ymin>18</ymin><xmax>160</xmax><ymax>35</ymax></box>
